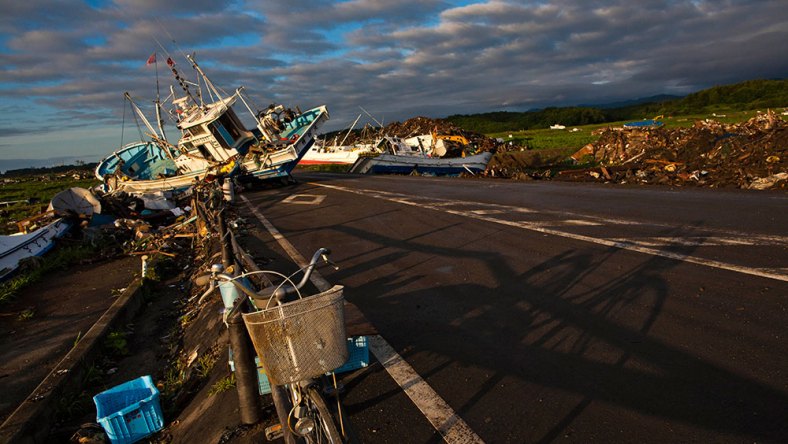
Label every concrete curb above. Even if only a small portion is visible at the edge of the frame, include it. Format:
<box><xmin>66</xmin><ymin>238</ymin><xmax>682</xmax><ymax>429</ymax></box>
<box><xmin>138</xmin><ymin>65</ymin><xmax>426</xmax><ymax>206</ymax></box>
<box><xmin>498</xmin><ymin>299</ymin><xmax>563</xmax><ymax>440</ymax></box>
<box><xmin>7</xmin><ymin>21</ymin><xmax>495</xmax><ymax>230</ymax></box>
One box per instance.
<box><xmin>0</xmin><ymin>276</ymin><xmax>148</xmax><ymax>444</ymax></box>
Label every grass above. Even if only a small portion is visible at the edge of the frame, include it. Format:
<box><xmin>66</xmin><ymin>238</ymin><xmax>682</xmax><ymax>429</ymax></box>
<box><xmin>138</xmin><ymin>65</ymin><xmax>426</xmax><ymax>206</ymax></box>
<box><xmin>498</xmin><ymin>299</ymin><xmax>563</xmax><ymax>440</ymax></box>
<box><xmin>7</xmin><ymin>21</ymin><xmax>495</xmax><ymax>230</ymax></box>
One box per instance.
<box><xmin>208</xmin><ymin>374</ymin><xmax>236</xmax><ymax>396</ymax></box>
<box><xmin>161</xmin><ymin>357</ymin><xmax>188</xmax><ymax>398</ymax></box>
<box><xmin>490</xmin><ymin>126</ymin><xmax>601</xmax><ymax>151</ymax></box>
<box><xmin>196</xmin><ymin>352</ymin><xmax>217</xmax><ymax>378</ymax></box>
<box><xmin>16</xmin><ymin>308</ymin><xmax>34</xmax><ymax>321</ymax></box>
<box><xmin>103</xmin><ymin>331</ymin><xmax>130</xmax><ymax>356</ymax></box>
<box><xmin>0</xmin><ymin>175</ymin><xmax>99</xmax><ymax>235</ymax></box>
<box><xmin>485</xmin><ymin>109</ymin><xmax>776</xmax><ymax>161</ymax></box>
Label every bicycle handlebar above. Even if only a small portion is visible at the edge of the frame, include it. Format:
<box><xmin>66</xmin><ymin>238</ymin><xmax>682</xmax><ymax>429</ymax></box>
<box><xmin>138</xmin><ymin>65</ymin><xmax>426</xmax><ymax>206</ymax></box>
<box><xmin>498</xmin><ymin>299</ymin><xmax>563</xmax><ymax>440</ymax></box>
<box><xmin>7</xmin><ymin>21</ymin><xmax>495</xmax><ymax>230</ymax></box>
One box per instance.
<box><xmin>196</xmin><ymin>247</ymin><xmax>335</xmax><ymax>307</ymax></box>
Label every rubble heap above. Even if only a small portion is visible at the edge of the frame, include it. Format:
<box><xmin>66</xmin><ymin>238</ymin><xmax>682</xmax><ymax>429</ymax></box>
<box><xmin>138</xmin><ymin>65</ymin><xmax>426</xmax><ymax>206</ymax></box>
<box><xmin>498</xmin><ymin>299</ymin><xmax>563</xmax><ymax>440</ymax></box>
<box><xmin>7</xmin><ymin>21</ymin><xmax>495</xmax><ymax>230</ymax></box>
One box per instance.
<box><xmin>344</xmin><ymin>116</ymin><xmax>501</xmax><ymax>152</ymax></box>
<box><xmin>565</xmin><ymin>110</ymin><xmax>787</xmax><ymax>189</ymax></box>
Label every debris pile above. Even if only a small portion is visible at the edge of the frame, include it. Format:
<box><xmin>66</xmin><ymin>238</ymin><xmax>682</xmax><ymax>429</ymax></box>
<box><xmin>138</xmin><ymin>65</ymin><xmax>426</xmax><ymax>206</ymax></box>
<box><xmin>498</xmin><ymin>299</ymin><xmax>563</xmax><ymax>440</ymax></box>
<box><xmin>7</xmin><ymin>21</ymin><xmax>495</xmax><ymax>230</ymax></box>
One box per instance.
<box><xmin>561</xmin><ymin>111</ymin><xmax>787</xmax><ymax>189</ymax></box>
<box><xmin>343</xmin><ymin>116</ymin><xmax>502</xmax><ymax>153</ymax></box>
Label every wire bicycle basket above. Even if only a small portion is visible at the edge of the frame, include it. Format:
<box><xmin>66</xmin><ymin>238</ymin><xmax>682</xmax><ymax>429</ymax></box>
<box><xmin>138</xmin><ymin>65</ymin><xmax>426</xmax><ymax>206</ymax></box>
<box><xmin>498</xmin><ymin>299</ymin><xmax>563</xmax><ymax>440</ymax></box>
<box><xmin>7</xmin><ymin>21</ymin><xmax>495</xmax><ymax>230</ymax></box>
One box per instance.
<box><xmin>242</xmin><ymin>285</ymin><xmax>348</xmax><ymax>385</ymax></box>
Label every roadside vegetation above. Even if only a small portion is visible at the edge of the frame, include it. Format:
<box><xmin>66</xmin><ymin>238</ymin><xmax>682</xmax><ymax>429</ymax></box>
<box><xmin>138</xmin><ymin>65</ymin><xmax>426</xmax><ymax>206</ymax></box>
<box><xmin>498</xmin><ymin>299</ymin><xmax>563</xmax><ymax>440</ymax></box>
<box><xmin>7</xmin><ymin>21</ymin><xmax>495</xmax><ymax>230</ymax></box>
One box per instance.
<box><xmin>0</xmin><ymin>242</ymin><xmax>100</xmax><ymax>306</ymax></box>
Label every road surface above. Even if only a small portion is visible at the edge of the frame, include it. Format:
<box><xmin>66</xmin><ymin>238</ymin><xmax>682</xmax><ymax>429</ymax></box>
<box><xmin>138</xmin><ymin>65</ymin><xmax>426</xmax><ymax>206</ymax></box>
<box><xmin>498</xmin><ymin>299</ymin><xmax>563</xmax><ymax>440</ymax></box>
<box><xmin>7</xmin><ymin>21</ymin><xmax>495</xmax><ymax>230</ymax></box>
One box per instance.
<box><xmin>240</xmin><ymin>172</ymin><xmax>788</xmax><ymax>443</ymax></box>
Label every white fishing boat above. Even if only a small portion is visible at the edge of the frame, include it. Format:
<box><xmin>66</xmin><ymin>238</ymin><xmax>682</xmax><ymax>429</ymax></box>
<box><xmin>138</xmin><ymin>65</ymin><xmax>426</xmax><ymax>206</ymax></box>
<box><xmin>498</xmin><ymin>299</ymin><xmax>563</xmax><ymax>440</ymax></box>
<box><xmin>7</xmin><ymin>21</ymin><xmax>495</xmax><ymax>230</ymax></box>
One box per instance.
<box><xmin>301</xmin><ymin>114</ymin><xmax>377</xmax><ymax>165</ymax></box>
<box><xmin>0</xmin><ymin>219</ymin><xmax>70</xmax><ymax>281</ymax></box>
<box><xmin>300</xmin><ymin>143</ymin><xmax>378</xmax><ymax>165</ymax></box>
<box><xmin>96</xmin><ymin>54</ymin><xmax>329</xmax><ymax>194</ymax></box>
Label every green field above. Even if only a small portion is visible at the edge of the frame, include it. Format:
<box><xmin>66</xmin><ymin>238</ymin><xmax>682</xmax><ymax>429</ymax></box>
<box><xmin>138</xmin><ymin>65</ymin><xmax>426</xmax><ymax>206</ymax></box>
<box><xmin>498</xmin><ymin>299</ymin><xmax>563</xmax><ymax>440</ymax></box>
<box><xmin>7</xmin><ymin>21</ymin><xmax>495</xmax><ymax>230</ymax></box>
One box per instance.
<box><xmin>487</xmin><ymin>109</ymin><xmax>768</xmax><ymax>154</ymax></box>
<box><xmin>0</xmin><ymin>173</ymin><xmax>98</xmax><ymax>234</ymax></box>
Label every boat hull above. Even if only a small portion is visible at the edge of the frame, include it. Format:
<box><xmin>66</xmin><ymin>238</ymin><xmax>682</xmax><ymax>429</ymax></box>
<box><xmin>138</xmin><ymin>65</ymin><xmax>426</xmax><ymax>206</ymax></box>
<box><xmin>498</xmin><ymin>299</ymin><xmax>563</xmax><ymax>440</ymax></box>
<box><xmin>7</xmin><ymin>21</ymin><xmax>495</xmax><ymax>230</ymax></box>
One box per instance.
<box><xmin>300</xmin><ymin>144</ymin><xmax>377</xmax><ymax>165</ymax></box>
<box><xmin>349</xmin><ymin>152</ymin><xmax>492</xmax><ymax>176</ymax></box>
<box><xmin>0</xmin><ymin>219</ymin><xmax>70</xmax><ymax>281</ymax></box>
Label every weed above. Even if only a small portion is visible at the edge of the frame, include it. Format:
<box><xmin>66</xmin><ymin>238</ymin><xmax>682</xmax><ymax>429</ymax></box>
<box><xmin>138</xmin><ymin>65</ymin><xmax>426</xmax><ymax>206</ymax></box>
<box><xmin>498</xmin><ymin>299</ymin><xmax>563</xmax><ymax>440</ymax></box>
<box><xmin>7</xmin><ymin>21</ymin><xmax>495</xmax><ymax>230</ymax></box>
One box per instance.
<box><xmin>208</xmin><ymin>374</ymin><xmax>236</xmax><ymax>396</ymax></box>
<box><xmin>16</xmin><ymin>308</ymin><xmax>34</xmax><ymax>321</ymax></box>
<box><xmin>0</xmin><ymin>275</ymin><xmax>32</xmax><ymax>305</ymax></box>
<box><xmin>161</xmin><ymin>359</ymin><xmax>187</xmax><ymax>398</ymax></box>
<box><xmin>73</xmin><ymin>331</ymin><xmax>82</xmax><ymax>349</ymax></box>
<box><xmin>103</xmin><ymin>331</ymin><xmax>129</xmax><ymax>356</ymax></box>
<box><xmin>196</xmin><ymin>353</ymin><xmax>217</xmax><ymax>379</ymax></box>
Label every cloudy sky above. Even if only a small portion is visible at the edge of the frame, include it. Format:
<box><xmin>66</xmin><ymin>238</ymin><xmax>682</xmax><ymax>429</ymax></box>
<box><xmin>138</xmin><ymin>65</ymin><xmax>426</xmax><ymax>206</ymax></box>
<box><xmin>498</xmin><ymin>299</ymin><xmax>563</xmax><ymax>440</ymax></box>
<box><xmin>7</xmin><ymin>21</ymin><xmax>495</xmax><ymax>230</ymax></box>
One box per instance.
<box><xmin>1</xmin><ymin>0</ymin><xmax>786</xmax><ymax>167</ymax></box>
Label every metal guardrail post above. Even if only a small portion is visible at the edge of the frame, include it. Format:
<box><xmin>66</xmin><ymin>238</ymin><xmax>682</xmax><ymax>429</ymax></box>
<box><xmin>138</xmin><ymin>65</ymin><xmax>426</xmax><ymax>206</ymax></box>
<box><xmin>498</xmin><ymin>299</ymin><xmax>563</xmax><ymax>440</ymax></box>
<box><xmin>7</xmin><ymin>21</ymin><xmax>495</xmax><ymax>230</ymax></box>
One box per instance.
<box><xmin>218</xmin><ymin>202</ymin><xmax>262</xmax><ymax>425</ymax></box>
<box><xmin>227</xmin><ymin>313</ymin><xmax>263</xmax><ymax>425</ymax></box>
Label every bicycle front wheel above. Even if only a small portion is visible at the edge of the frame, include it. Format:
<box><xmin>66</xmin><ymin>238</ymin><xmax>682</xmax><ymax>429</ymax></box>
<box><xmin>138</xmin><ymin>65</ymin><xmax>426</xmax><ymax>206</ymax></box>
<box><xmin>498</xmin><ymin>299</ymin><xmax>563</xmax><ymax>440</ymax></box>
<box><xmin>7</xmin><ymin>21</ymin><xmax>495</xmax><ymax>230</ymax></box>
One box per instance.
<box><xmin>303</xmin><ymin>385</ymin><xmax>344</xmax><ymax>443</ymax></box>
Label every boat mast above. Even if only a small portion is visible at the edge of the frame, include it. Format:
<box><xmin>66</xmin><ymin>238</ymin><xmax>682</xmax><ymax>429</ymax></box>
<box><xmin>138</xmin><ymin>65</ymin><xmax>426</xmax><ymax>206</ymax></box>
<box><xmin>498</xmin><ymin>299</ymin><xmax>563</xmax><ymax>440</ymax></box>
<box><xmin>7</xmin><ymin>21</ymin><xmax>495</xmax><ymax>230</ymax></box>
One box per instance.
<box><xmin>186</xmin><ymin>54</ymin><xmax>224</xmax><ymax>105</ymax></box>
<box><xmin>338</xmin><ymin>114</ymin><xmax>362</xmax><ymax>147</ymax></box>
<box><xmin>125</xmin><ymin>92</ymin><xmax>159</xmax><ymax>138</ymax></box>
<box><xmin>152</xmin><ymin>54</ymin><xmax>167</xmax><ymax>141</ymax></box>
<box><xmin>124</xmin><ymin>93</ymin><xmax>178</xmax><ymax>162</ymax></box>
<box><xmin>154</xmin><ymin>100</ymin><xmax>166</xmax><ymax>140</ymax></box>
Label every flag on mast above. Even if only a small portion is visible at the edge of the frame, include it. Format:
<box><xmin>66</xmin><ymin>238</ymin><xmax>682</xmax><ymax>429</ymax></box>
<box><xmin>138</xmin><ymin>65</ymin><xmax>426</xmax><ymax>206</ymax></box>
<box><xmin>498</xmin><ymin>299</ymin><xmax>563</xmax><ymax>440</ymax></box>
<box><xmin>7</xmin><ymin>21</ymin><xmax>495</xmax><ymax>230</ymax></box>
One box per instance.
<box><xmin>146</xmin><ymin>52</ymin><xmax>157</xmax><ymax>65</ymax></box>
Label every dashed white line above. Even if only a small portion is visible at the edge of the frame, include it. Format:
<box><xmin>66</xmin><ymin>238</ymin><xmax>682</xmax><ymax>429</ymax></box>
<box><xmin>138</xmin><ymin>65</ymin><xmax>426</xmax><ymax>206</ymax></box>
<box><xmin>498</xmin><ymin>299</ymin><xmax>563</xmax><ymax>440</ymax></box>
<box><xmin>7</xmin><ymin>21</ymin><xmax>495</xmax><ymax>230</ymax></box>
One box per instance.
<box><xmin>309</xmin><ymin>183</ymin><xmax>788</xmax><ymax>283</ymax></box>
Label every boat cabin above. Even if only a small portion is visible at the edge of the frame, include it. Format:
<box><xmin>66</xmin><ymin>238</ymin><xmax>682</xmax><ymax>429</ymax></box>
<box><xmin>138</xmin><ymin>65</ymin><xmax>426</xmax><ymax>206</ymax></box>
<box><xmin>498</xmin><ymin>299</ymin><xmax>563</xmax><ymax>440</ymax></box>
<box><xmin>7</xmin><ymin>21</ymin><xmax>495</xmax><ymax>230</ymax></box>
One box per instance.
<box><xmin>174</xmin><ymin>95</ymin><xmax>256</xmax><ymax>170</ymax></box>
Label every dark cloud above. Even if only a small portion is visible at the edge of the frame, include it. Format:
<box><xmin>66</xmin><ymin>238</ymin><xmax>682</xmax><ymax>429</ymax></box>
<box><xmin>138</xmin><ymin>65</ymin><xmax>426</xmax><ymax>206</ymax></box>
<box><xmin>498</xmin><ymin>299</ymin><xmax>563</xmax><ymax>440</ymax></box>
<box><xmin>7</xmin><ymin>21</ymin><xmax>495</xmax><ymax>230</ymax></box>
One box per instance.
<box><xmin>1</xmin><ymin>0</ymin><xmax>786</xmax><ymax>160</ymax></box>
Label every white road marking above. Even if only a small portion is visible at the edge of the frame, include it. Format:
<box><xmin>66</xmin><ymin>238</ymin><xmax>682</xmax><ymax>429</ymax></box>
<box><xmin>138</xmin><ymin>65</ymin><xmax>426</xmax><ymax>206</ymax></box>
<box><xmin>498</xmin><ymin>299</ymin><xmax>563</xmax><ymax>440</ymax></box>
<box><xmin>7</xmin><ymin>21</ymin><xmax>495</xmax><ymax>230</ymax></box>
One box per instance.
<box><xmin>368</xmin><ymin>335</ymin><xmax>486</xmax><ymax>444</ymax></box>
<box><xmin>609</xmin><ymin>236</ymin><xmax>759</xmax><ymax>247</ymax></box>
<box><xmin>309</xmin><ymin>183</ymin><xmax>788</xmax><ymax>283</ymax></box>
<box><xmin>281</xmin><ymin>194</ymin><xmax>326</xmax><ymax>205</ymax></box>
<box><xmin>240</xmin><ymin>194</ymin><xmax>485</xmax><ymax>444</ymax></box>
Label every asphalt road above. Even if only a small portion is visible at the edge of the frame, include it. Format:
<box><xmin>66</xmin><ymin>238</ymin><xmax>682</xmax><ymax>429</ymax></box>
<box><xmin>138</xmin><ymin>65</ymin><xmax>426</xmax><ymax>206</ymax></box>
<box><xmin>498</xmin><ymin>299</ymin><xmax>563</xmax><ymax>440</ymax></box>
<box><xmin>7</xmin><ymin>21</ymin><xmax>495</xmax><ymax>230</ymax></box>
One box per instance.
<box><xmin>240</xmin><ymin>172</ymin><xmax>787</xmax><ymax>443</ymax></box>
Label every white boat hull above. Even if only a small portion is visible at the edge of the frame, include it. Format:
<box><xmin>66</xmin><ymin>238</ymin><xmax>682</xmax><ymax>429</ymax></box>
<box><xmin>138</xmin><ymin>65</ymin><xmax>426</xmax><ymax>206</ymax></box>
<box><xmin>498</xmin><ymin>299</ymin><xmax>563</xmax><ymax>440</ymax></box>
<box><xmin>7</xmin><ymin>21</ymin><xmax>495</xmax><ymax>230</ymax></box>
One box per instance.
<box><xmin>349</xmin><ymin>152</ymin><xmax>493</xmax><ymax>175</ymax></box>
<box><xmin>0</xmin><ymin>219</ymin><xmax>70</xmax><ymax>281</ymax></box>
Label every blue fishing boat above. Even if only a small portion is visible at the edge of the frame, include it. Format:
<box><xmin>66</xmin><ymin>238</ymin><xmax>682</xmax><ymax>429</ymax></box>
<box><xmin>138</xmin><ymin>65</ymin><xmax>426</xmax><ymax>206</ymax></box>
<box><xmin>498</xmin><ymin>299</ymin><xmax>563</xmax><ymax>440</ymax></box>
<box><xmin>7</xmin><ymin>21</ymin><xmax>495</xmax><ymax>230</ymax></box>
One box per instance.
<box><xmin>97</xmin><ymin>54</ymin><xmax>328</xmax><ymax>194</ymax></box>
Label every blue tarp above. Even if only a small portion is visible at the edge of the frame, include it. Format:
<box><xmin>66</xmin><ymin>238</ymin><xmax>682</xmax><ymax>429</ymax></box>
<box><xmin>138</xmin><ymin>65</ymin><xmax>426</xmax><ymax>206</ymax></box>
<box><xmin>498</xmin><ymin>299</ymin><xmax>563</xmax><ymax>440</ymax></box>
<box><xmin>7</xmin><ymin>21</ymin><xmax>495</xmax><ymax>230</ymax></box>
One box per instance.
<box><xmin>624</xmin><ymin>120</ymin><xmax>664</xmax><ymax>128</ymax></box>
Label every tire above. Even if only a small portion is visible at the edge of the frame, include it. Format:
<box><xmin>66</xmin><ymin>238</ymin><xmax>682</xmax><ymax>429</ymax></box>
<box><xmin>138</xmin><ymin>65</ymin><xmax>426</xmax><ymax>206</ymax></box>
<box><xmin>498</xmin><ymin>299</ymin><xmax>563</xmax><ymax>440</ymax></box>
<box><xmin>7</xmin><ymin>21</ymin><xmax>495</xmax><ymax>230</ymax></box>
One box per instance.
<box><xmin>305</xmin><ymin>385</ymin><xmax>344</xmax><ymax>443</ymax></box>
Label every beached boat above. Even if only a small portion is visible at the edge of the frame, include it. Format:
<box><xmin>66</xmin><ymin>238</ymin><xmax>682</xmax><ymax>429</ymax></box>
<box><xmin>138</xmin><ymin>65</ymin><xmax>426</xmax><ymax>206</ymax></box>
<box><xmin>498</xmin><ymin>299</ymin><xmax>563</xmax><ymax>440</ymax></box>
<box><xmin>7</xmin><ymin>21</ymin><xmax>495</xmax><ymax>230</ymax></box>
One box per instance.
<box><xmin>301</xmin><ymin>114</ymin><xmax>378</xmax><ymax>165</ymax></box>
<box><xmin>0</xmin><ymin>219</ymin><xmax>70</xmax><ymax>281</ymax></box>
<box><xmin>348</xmin><ymin>136</ymin><xmax>492</xmax><ymax>175</ymax></box>
<box><xmin>300</xmin><ymin>143</ymin><xmax>378</xmax><ymax>165</ymax></box>
<box><xmin>96</xmin><ymin>54</ymin><xmax>328</xmax><ymax>194</ymax></box>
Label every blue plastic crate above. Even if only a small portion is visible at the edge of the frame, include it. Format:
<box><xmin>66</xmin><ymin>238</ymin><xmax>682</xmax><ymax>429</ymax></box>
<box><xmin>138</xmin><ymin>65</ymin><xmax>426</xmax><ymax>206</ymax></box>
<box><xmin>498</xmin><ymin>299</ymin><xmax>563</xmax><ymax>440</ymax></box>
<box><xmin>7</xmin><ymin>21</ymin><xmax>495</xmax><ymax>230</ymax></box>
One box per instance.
<box><xmin>93</xmin><ymin>375</ymin><xmax>164</xmax><ymax>444</ymax></box>
<box><xmin>333</xmin><ymin>336</ymin><xmax>370</xmax><ymax>374</ymax></box>
<box><xmin>228</xmin><ymin>348</ymin><xmax>272</xmax><ymax>395</ymax></box>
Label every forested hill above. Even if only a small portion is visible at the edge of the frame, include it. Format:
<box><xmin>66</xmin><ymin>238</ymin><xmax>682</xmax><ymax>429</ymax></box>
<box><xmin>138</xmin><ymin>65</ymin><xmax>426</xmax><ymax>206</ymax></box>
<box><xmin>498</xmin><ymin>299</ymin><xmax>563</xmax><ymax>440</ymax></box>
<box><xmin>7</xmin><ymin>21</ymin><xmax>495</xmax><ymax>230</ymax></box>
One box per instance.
<box><xmin>446</xmin><ymin>79</ymin><xmax>788</xmax><ymax>133</ymax></box>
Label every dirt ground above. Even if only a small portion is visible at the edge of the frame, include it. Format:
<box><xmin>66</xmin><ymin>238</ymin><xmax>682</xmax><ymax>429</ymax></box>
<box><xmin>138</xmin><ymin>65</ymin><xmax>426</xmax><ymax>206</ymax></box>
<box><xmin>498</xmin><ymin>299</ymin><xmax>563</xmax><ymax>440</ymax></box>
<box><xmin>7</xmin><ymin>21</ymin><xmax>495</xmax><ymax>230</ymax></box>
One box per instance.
<box><xmin>0</xmin><ymin>255</ymin><xmax>138</xmax><ymax>425</ymax></box>
<box><xmin>0</xmin><ymin>219</ymin><xmax>289</xmax><ymax>443</ymax></box>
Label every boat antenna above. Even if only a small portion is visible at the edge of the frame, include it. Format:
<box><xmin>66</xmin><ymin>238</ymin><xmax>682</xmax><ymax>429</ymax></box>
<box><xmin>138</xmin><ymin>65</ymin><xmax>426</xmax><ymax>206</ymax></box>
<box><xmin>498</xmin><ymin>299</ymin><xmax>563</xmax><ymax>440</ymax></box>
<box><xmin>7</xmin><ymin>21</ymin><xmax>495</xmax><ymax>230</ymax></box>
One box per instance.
<box><xmin>338</xmin><ymin>114</ymin><xmax>362</xmax><ymax>147</ymax></box>
<box><xmin>119</xmin><ymin>95</ymin><xmax>127</xmax><ymax>150</ymax></box>
<box><xmin>186</xmin><ymin>54</ymin><xmax>224</xmax><ymax>105</ymax></box>
<box><xmin>359</xmin><ymin>106</ymin><xmax>384</xmax><ymax>128</ymax></box>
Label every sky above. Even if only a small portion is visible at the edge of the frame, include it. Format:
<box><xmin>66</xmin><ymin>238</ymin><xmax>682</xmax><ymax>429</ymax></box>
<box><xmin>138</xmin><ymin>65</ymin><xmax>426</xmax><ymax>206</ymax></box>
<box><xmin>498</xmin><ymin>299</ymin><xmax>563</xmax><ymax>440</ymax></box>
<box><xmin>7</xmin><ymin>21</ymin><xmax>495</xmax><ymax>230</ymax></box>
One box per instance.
<box><xmin>1</xmin><ymin>0</ymin><xmax>786</xmax><ymax>169</ymax></box>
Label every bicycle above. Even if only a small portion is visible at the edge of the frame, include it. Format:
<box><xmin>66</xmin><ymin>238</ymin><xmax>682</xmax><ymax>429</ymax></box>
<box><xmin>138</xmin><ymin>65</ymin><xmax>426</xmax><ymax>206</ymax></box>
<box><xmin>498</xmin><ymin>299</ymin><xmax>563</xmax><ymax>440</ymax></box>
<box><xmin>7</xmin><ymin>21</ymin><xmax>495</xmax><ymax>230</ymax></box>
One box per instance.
<box><xmin>197</xmin><ymin>247</ymin><xmax>352</xmax><ymax>443</ymax></box>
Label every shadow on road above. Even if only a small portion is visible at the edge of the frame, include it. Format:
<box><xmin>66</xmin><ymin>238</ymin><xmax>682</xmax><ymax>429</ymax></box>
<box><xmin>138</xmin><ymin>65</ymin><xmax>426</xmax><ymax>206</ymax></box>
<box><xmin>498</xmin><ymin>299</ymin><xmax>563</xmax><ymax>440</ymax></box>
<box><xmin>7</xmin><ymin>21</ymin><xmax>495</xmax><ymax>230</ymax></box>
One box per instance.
<box><xmin>246</xmin><ymin>181</ymin><xmax>788</xmax><ymax>442</ymax></box>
